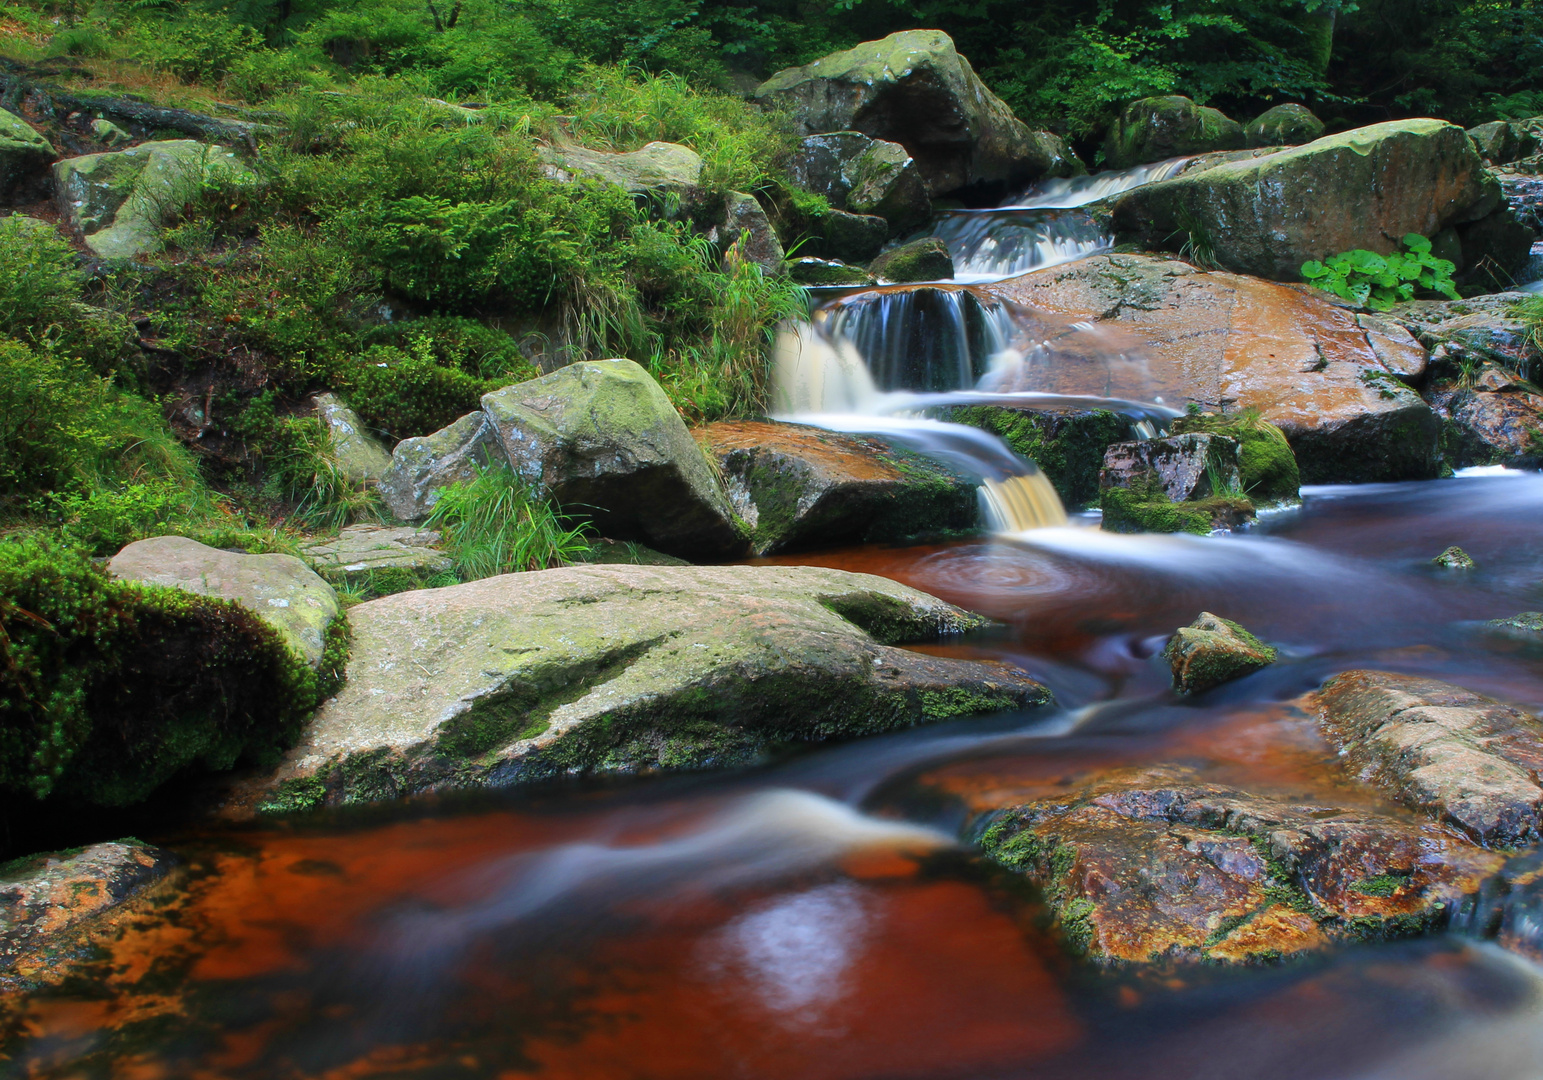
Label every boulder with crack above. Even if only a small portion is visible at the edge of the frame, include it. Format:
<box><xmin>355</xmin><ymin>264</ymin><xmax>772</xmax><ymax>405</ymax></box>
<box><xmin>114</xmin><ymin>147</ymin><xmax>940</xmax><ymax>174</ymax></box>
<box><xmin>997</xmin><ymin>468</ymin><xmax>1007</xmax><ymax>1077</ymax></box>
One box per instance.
<box><xmin>979</xmin><ymin>764</ymin><xmax>1503</xmax><ymax>964</ymax></box>
<box><xmin>231</xmin><ymin>565</ymin><xmax>1050</xmax><ymax>815</ymax></box>
<box><xmin>1315</xmin><ymin>670</ymin><xmax>1543</xmax><ymax>846</ymax></box>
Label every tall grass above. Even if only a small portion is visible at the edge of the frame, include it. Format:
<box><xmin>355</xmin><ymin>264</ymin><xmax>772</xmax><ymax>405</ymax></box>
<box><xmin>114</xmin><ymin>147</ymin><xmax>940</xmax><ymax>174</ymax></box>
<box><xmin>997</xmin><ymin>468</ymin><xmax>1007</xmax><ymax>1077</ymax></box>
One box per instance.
<box><xmin>424</xmin><ymin>464</ymin><xmax>592</xmax><ymax>580</ymax></box>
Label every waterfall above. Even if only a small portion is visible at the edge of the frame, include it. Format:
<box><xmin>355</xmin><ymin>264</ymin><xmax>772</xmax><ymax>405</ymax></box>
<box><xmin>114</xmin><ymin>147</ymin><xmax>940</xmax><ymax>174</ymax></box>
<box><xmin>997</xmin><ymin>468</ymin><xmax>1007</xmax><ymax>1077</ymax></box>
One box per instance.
<box><xmin>820</xmin><ymin>287</ymin><xmax>1016</xmax><ymax>392</ymax></box>
<box><xmin>1003</xmin><ymin>157</ymin><xmax>1193</xmax><ymax>209</ymax></box>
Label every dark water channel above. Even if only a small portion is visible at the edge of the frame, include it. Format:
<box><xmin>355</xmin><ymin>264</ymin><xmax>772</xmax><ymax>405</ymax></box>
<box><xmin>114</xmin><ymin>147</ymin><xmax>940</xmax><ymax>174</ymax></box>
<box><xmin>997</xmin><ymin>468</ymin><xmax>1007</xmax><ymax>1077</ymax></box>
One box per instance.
<box><xmin>9</xmin><ymin>473</ymin><xmax>1543</xmax><ymax>1079</ymax></box>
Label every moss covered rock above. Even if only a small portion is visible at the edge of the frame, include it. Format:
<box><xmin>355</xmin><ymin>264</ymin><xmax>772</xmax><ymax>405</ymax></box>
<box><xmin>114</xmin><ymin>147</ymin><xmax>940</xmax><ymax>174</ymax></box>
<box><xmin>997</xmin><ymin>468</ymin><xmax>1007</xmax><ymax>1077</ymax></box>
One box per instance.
<box><xmin>755</xmin><ymin>29</ymin><xmax>1080</xmax><ymax>197</ymax></box>
<box><xmin>1103</xmin><ymin>95</ymin><xmax>1245</xmax><ymax>169</ymax></box>
<box><xmin>379</xmin><ymin>411</ymin><xmax>502</xmax><ymax>521</ymax></box>
<box><xmin>845</xmin><ymin>139</ymin><xmax>932</xmax><ymax>231</ymax></box>
<box><xmin>788</xmin><ymin>257</ymin><xmax>876</xmax><ymax>286</ymax></box>
<box><xmin>1100</xmin><ymin>432</ymin><xmax>1242</xmax><ymax>502</ymax></box>
<box><xmin>0</xmin><ymin>110</ymin><xmax>54</xmax><ymax>197</ymax></box>
<box><xmin>1171</xmin><ymin>410</ymin><xmax>1301</xmax><ymax>503</ymax></box>
<box><xmin>1244</xmin><ymin>103</ymin><xmax>1325</xmax><ymax>148</ymax></box>
<box><xmin>1164</xmin><ymin>612</ymin><xmax>1277</xmax><ymax>694</ymax></box>
<box><xmin>313</xmin><ymin>392</ymin><xmax>392</xmax><ymax>484</ymax></box>
<box><xmin>537</xmin><ymin>140</ymin><xmax>703</xmax><ymax>195</ymax></box>
<box><xmin>701</xmin><ymin>419</ymin><xmax>978</xmax><ymax>553</ymax></box>
<box><xmin>1100</xmin><ymin>472</ymin><xmax>1254</xmax><ymax>534</ymax></box>
<box><xmin>944</xmin><ymin>406</ymin><xmax>1131</xmax><ymax>507</ymax></box>
<box><xmin>231</xmin><ymin>564</ymin><xmax>1051</xmax><ymax>815</ymax></box>
<box><xmin>1433</xmin><ymin>545</ymin><xmax>1476</xmax><ymax>569</ymax></box>
<box><xmin>870</xmin><ymin>237</ymin><xmax>954</xmax><ymax>283</ymax></box>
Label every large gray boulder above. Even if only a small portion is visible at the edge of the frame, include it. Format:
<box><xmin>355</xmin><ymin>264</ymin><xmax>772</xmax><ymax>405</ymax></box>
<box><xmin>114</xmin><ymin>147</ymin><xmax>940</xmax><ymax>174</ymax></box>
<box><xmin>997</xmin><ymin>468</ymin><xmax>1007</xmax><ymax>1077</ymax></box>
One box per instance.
<box><xmin>0</xmin><ymin>110</ymin><xmax>55</xmax><ymax>197</ymax></box>
<box><xmin>756</xmin><ymin>30</ymin><xmax>1080</xmax><ymax>196</ymax></box>
<box><xmin>1103</xmin><ymin>95</ymin><xmax>1245</xmax><ymax>168</ymax></box>
<box><xmin>1111</xmin><ymin>119</ymin><xmax>1531</xmax><ymax>282</ymax></box>
<box><xmin>378</xmin><ymin>410</ymin><xmax>501</xmax><ymax>521</ymax></box>
<box><xmin>108</xmin><ymin>536</ymin><xmax>341</xmax><ymax>668</ymax></box>
<box><xmin>537</xmin><ymin>140</ymin><xmax>703</xmax><ymax>195</ymax></box>
<box><xmin>233</xmin><ymin>564</ymin><xmax>1051</xmax><ymax>814</ymax></box>
<box><xmin>53</xmin><ymin>140</ymin><xmax>253</xmax><ymax>260</ymax></box>
<box><xmin>786</xmin><ymin>131</ymin><xmax>930</xmax><ymax>230</ymax></box>
<box><xmin>1244</xmin><ymin>103</ymin><xmax>1325</xmax><ymax>148</ymax></box>
<box><xmin>480</xmin><ymin>359</ymin><xmax>747</xmax><ymax>561</ymax></box>
<box><xmin>1468</xmin><ymin>118</ymin><xmax>1543</xmax><ymax>165</ymax></box>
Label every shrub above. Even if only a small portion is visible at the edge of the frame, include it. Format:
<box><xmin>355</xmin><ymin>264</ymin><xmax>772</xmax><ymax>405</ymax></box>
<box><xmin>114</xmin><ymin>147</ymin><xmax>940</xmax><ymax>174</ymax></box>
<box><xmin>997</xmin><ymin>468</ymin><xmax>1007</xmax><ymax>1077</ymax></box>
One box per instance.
<box><xmin>342</xmin><ymin>346</ymin><xmax>497</xmax><ymax>442</ymax></box>
<box><xmin>424</xmin><ymin>464</ymin><xmax>592</xmax><ymax>580</ymax></box>
<box><xmin>0</xmin><ymin>216</ymin><xmax>128</xmax><ymax>369</ymax></box>
<box><xmin>0</xmin><ymin>535</ymin><xmax>317</xmax><ymax>808</ymax></box>
<box><xmin>1302</xmin><ymin>234</ymin><xmax>1459</xmax><ymax>311</ymax></box>
<box><xmin>129</xmin><ymin>10</ymin><xmax>262</xmax><ymax>82</ymax></box>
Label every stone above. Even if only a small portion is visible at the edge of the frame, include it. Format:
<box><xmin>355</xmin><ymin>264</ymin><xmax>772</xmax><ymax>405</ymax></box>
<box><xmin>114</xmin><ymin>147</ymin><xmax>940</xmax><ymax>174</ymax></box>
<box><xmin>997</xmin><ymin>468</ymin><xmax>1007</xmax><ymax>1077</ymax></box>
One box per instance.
<box><xmin>89</xmin><ymin>118</ymin><xmax>132</xmax><ymax>147</ymax></box>
<box><xmin>231</xmin><ymin>564</ymin><xmax>1051</xmax><ymax>814</ymax></box>
<box><xmin>1468</xmin><ymin>119</ymin><xmax>1543</xmax><ymax>165</ymax></box>
<box><xmin>313</xmin><ymin>392</ymin><xmax>392</xmax><ymax>484</ymax></box>
<box><xmin>1393</xmin><ymin>295</ymin><xmax>1540</xmax><ymax>374</ymax></box>
<box><xmin>818</xmin><ymin>208</ymin><xmax>888</xmax><ymax>263</ymax></box>
<box><xmin>0</xmin><ymin>840</ymin><xmax>174</xmax><ymax>983</ymax></box>
<box><xmin>787</xmin><ymin>132</ymin><xmax>875</xmax><ymax>205</ymax></box>
<box><xmin>1103</xmin><ymin>95</ymin><xmax>1246</xmax><ymax>169</ymax></box>
<box><xmin>987</xmin><ymin>255</ymin><xmax>1440</xmax><ymax>483</ymax></box>
<box><xmin>107</xmin><ymin>536</ymin><xmax>341</xmax><ymax>668</ymax></box>
<box><xmin>844</xmin><ymin>139</ymin><xmax>931</xmax><ymax>231</ymax></box>
<box><xmin>299</xmin><ymin>524</ymin><xmax>453</xmax><ymax>583</ymax></box>
<box><xmin>1100</xmin><ymin>478</ymin><xmax>1255</xmax><ymax>535</ymax></box>
<box><xmin>1165</xmin><ymin>612</ymin><xmax>1278</xmax><ymax>694</ymax></box>
<box><xmin>1433</xmin><ymin>545</ymin><xmax>1476</xmax><ymax>569</ymax></box>
<box><xmin>1453</xmin><ymin>847</ymin><xmax>1543</xmax><ymax>962</ymax></box>
<box><xmin>701</xmin><ymin>420</ymin><xmax>979</xmax><ymax>554</ymax></box>
<box><xmin>870</xmin><ymin>237</ymin><xmax>954</xmax><ymax>283</ymax></box>
<box><xmin>1110</xmin><ymin>119</ymin><xmax>1515</xmax><ymax>282</ymax></box>
<box><xmin>1431</xmin><ymin>368</ymin><xmax>1543</xmax><ymax>471</ymax></box>
<box><xmin>787</xmin><ymin>257</ymin><xmax>876</xmax><ymax>287</ymax></box>
<box><xmin>979</xmin><ymin>764</ymin><xmax>1502</xmax><ymax>964</ymax></box>
<box><xmin>1099</xmin><ymin>432</ymin><xmax>1243</xmax><ymax>503</ymax></box>
<box><xmin>53</xmin><ymin>139</ymin><xmax>253</xmax><ymax>260</ymax></box>
<box><xmin>715</xmin><ymin>190</ymin><xmax>783</xmax><ymax>273</ymax></box>
<box><xmin>378</xmin><ymin>410</ymin><xmax>501</xmax><ymax>521</ymax></box>
<box><xmin>1169</xmin><ymin>411</ymin><xmax>1301</xmax><ymax>503</ymax></box>
<box><xmin>480</xmin><ymin>359</ymin><xmax>746</xmax><ymax>561</ymax></box>
<box><xmin>0</xmin><ymin>109</ymin><xmax>55</xmax><ymax>196</ymax></box>
<box><xmin>1485</xmin><ymin>612</ymin><xmax>1543</xmax><ymax>642</ymax></box>
<box><xmin>755</xmin><ymin>30</ymin><xmax>1080</xmax><ymax>197</ymax></box>
<box><xmin>1315</xmin><ymin>670</ymin><xmax>1543</xmax><ymax>846</ymax></box>
<box><xmin>1453</xmin><ymin>206</ymin><xmax>1537</xmax><ymax>283</ymax></box>
<box><xmin>1245</xmin><ymin>103</ymin><xmax>1326</xmax><ymax>148</ymax></box>
<box><xmin>537</xmin><ymin>140</ymin><xmax>702</xmax><ymax>195</ymax></box>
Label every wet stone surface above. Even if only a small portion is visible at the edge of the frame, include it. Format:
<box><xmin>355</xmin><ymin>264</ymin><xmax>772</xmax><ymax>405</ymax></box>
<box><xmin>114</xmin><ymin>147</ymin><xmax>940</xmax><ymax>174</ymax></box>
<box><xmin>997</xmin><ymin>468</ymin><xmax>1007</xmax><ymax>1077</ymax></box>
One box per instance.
<box><xmin>1165</xmin><ymin>612</ymin><xmax>1278</xmax><ymax>695</ymax></box>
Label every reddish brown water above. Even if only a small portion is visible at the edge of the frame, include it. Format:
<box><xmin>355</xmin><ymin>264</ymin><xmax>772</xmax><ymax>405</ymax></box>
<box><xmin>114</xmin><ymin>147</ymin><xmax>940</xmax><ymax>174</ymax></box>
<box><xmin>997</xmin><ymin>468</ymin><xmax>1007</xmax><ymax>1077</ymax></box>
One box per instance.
<box><xmin>9</xmin><ymin>474</ymin><xmax>1543</xmax><ymax>1079</ymax></box>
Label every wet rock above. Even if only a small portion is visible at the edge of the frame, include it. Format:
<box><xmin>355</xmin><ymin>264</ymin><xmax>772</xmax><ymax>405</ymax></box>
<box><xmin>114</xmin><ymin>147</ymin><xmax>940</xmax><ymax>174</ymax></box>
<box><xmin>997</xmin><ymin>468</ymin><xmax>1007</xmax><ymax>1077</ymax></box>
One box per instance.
<box><xmin>1103</xmin><ymin>95</ymin><xmax>1245</xmax><ymax>169</ymax></box>
<box><xmin>1485</xmin><ymin>612</ymin><xmax>1543</xmax><ymax>642</ymax></box>
<box><xmin>0</xmin><ymin>109</ymin><xmax>55</xmax><ymax>196</ymax></box>
<box><xmin>537</xmin><ymin>140</ymin><xmax>702</xmax><ymax>195</ymax></box>
<box><xmin>300</xmin><ymin>524</ymin><xmax>453</xmax><ymax>585</ymax></box>
<box><xmin>1392</xmin><ymin>295</ymin><xmax>1540</xmax><ymax>375</ymax></box>
<box><xmin>90</xmin><ymin>118</ymin><xmax>132</xmax><ymax>147</ymax></box>
<box><xmin>481</xmin><ymin>359</ymin><xmax>746</xmax><ymax>561</ymax></box>
<box><xmin>786</xmin><ymin>131</ymin><xmax>874</xmax><ymax>204</ymax></box>
<box><xmin>1100</xmin><ymin>432</ymin><xmax>1242</xmax><ymax>503</ymax></box>
<box><xmin>108</xmin><ymin>536</ymin><xmax>341</xmax><ymax>668</ymax></box>
<box><xmin>817</xmin><ymin>209</ymin><xmax>888</xmax><ymax>264</ymax></box>
<box><xmin>53</xmin><ymin>139</ymin><xmax>253</xmax><ymax>260</ymax></box>
<box><xmin>1452</xmin><ymin>847</ymin><xmax>1543</xmax><ymax>961</ymax></box>
<box><xmin>1169</xmin><ymin>411</ymin><xmax>1301</xmax><ymax>503</ymax></box>
<box><xmin>1</xmin><ymin>840</ymin><xmax>174</xmax><ymax>984</ymax></box>
<box><xmin>944</xmin><ymin>406</ymin><xmax>1133</xmax><ymax>507</ymax></box>
<box><xmin>1165</xmin><ymin>612</ymin><xmax>1277</xmax><ymax>694</ymax></box>
<box><xmin>755</xmin><ymin>30</ymin><xmax>1080</xmax><ymax>197</ymax></box>
<box><xmin>714</xmin><ymin>191</ymin><xmax>784</xmax><ymax>273</ymax></box>
<box><xmin>1100</xmin><ymin>476</ymin><xmax>1254</xmax><ymax>535</ymax></box>
<box><xmin>378</xmin><ymin>410</ymin><xmax>501</xmax><ymax>521</ymax></box>
<box><xmin>845</xmin><ymin>139</ymin><xmax>932</xmax><ymax>231</ymax></box>
<box><xmin>701</xmin><ymin>419</ymin><xmax>978</xmax><ymax>554</ymax></box>
<box><xmin>1245</xmin><ymin>103</ymin><xmax>1325</xmax><ymax>148</ymax></box>
<box><xmin>233</xmin><ymin>565</ymin><xmax>1050</xmax><ymax>815</ymax></box>
<box><xmin>1433</xmin><ymin>545</ymin><xmax>1476</xmax><ymax>569</ymax></box>
<box><xmin>989</xmin><ymin>255</ymin><xmax>1439</xmax><ymax>483</ymax></box>
<box><xmin>979</xmin><ymin>764</ymin><xmax>1502</xmax><ymax>964</ymax></box>
<box><xmin>870</xmin><ymin>237</ymin><xmax>954</xmax><ymax>283</ymax></box>
<box><xmin>788</xmin><ymin>257</ymin><xmax>876</xmax><ymax>287</ymax></box>
<box><xmin>1468</xmin><ymin>118</ymin><xmax>1543</xmax><ymax>165</ymax></box>
<box><xmin>1427</xmin><ymin>372</ymin><xmax>1543</xmax><ymax>470</ymax></box>
<box><xmin>313</xmin><ymin>392</ymin><xmax>392</xmax><ymax>484</ymax></box>
<box><xmin>1315</xmin><ymin>670</ymin><xmax>1543</xmax><ymax>846</ymax></box>
<box><xmin>1110</xmin><ymin>120</ymin><xmax>1518</xmax><ymax>282</ymax></box>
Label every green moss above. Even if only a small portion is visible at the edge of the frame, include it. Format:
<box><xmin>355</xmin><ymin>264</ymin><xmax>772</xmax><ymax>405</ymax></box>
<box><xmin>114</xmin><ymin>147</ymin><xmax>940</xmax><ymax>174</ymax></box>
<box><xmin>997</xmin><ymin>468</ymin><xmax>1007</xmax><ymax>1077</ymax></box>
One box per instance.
<box><xmin>1171</xmin><ymin>409</ymin><xmax>1300</xmax><ymax>504</ymax></box>
<box><xmin>869</xmin><ymin>238</ymin><xmax>953</xmax><ymax>283</ymax></box>
<box><xmin>257</xmin><ymin>776</ymin><xmax>328</xmax><ymax>815</ymax></box>
<box><xmin>819</xmin><ymin>590</ymin><xmax>986</xmax><ymax>645</ymax></box>
<box><xmin>946</xmin><ymin>406</ymin><xmax>1130</xmax><ymax>507</ymax></box>
<box><xmin>1350</xmin><ymin>873</ymin><xmax>1408</xmax><ymax>897</ymax></box>
<box><xmin>918</xmin><ymin>687</ymin><xmax>1021</xmax><ymax>720</ymax></box>
<box><xmin>1101</xmin><ymin>472</ymin><xmax>1254</xmax><ymax>534</ymax></box>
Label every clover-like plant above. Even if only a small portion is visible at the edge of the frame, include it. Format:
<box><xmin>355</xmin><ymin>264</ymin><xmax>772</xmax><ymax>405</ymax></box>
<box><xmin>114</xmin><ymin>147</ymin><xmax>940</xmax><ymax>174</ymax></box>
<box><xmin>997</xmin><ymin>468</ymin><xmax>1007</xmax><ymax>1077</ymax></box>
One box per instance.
<box><xmin>1301</xmin><ymin>234</ymin><xmax>1459</xmax><ymax>311</ymax></box>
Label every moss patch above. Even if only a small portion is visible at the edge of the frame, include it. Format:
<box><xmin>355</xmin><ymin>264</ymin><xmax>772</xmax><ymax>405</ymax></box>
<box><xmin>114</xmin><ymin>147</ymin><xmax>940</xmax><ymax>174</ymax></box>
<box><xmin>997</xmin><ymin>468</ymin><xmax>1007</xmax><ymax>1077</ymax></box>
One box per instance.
<box><xmin>1171</xmin><ymin>409</ymin><xmax>1300</xmax><ymax>504</ymax></box>
<box><xmin>946</xmin><ymin>406</ymin><xmax>1131</xmax><ymax>507</ymax></box>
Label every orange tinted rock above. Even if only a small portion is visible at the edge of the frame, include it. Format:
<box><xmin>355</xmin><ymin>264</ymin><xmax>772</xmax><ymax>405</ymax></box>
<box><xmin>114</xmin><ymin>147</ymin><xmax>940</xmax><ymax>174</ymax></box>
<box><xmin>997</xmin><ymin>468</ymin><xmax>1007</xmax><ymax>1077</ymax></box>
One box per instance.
<box><xmin>987</xmin><ymin>255</ymin><xmax>1439</xmax><ymax>482</ymax></box>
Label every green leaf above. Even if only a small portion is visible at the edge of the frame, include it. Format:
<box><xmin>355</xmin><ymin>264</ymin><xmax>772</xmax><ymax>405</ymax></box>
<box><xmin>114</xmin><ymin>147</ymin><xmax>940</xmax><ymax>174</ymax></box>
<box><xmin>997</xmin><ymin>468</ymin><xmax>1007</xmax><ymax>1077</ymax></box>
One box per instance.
<box><xmin>1403</xmin><ymin>233</ymin><xmax>1433</xmax><ymax>253</ymax></box>
<box><xmin>1301</xmin><ymin>260</ymin><xmax>1329</xmax><ymax>279</ymax></box>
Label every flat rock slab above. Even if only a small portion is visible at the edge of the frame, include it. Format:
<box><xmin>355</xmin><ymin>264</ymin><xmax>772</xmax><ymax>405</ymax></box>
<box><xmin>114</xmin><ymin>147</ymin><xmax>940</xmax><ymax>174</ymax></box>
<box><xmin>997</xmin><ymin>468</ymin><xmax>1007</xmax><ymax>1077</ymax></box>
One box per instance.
<box><xmin>980</xmin><ymin>765</ymin><xmax>1502</xmax><ymax>964</ymax></box>
<box><xmin>987</xmin><ymin>255</ymin><xmax>1439</xmax><ymax>483</ymax></box>
<box><xmin>109</xmin><ymin>536</ymin><xmax>340</xmax><ymax>668</ymax></box>
<box><xmin>1315</xmin><ymin>670</ymin><xmax>1543</xmax><ymax>846</ymax></box>
<box><xmin>1</xmin><ymin>841</ymin><xmax>174</xmax><ymax>984</ymax></box>
<box><xmin>700</xmin><ymin>419</ymin><xmax>978</xmax><ymax>554</ymax></box>
<box><xmin>300</xmin><ymin>524</ymin><xmax>452</xmax><ymax>581</ymax></box>
<box><xmin>233</xmin><ymin>564</ymin><xmax>1049</xmax><ymax>815</ymax></box>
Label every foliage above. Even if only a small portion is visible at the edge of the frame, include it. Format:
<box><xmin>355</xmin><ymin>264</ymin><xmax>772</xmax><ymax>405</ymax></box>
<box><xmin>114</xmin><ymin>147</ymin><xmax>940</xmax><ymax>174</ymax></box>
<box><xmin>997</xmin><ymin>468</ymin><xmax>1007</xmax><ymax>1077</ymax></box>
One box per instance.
<box><xmin>0</xmin><ymin>217</ymin><xmax>128</xmax><ymax>370</ymax></box>
<box><xmin>229</xmin><ymin>392</ymin><xmax>380</xmax><ymax>530</ymax></box>
<box><xmin>424</xmin><ymin>464</ymin><xmax>592</xmax><ymax>580</ymax></box>
<box><xmin>1301</xmin><ymin>234</ymin><xmax>1459</xmax><ymax>312</ymax></box>
<box><xmin>0</xmin><ymin>534</ymin><xmax>316</xmax><ymax>808</ymax></box>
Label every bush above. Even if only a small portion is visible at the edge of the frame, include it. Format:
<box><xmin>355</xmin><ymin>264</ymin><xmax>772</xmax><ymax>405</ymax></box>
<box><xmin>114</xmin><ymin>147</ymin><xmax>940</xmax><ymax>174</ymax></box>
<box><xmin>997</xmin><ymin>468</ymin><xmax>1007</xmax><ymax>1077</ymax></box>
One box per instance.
<box><xmin>424</xmin><ymin>464</ymin><xmax>592</xmax><ymax>580</ymax></box>
<box><xmin>1302</xmin><ymin>234</ymin><xmax>1459</xmax><ymax>311</ymax></box>
<box><xmin>0</xmin><ymin>216</ymin><xmax>127</xmax><ymax>369</ymax></box>
<box><xmin>0</xmin><ymin>535</ymin><xmax>317</xmax><ymax>807</ymax></box>
<box><xmin>129</xmin><ymin>11</ymin><xmax>262</xmax><ymax>82</ymax></box>
<box><xmin>342</xmin><ymin>346</ymin><xmax>497</xmax><ymax>441</ymax></box>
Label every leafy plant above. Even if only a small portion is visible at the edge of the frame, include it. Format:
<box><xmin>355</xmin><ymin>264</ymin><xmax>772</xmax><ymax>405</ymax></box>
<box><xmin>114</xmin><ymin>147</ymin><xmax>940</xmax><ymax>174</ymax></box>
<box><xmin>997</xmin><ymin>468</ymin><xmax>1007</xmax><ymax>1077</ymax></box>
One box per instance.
<box><xmin>1301</xmin><ymin>234</ymin><xmax>1459</xmax><ymax>311</ymax></box>
<box><xmin>424</xmin><ymin>464</ymin><xmax>592</xmax><ymax>580</ymax></box>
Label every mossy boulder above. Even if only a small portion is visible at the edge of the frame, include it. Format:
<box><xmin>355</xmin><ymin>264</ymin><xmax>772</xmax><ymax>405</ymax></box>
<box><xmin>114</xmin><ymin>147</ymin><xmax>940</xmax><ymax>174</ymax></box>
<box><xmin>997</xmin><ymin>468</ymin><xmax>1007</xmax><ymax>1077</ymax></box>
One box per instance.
<box><xmin>1427</xmin><ymin>369</ymin><xmax>1543</xmax><ymax>470</ymax></box>
<box><xmin>755</xmin><ymin>29</ymin><xmax>1081</xmax><ymax>197</ymax></box>
<box><xmin>313</xmin><ymin>392</ymin><xmax>392</xmax><ymax>484</ymax></box>
<box><xmin>0</xmin><ymin>110</ymin><xmax>54</xmax><ymax>197</ymax></box>
<box><xmin>870</xmin><ymin>237</ymin><xmax>954</xmax><ymax>283</ymax></box>
<box><xmin>537</xmin><ymin>140</ymin><xmax>703</xmax><ymax>195</ymax></box>
<box><xmin>788</xmin><ymin>257</ymin><xmax>876</xmax><ymax>286</ymax></box>
<box><xmin>845</xmin><ymin>139</ymin><xmax>931</xmax><ymax>231</ymax></box>
<box><xmin>1245</xmin><ymin>103</ymin><xmax>1325</xmax><ymax>148</ymax></box>
<box><xmin>701</xmin><ymin>419</ymin><xmax>978</xmax><ymax>553</ymax></box>
<box><xmin>818</xmin><ymin>208</ymin><xmax>889</xmax><ymax>263</ymax></box>
<box><xmin>299</xmin><ymin>524</ymin><xmax>453</xmax><ymax>589</ymax></box>
<box><xmin>53</xmin><ymin>139</ymin><xmax>253</xmax><ymax>260</ymax></box>
<box><xmin>1102</xmin><ymin>95</ymin><xmax>1245</xmax><ymax>169</ymax></box>
<box><xmin>1164</xmin><ymin>612</ymin><xmax>1277</xmax><ymax>694</ymax></box>
<box><xmin>978</xmin><ymin>764</ymin><xmax>1501</xmax><ymax>964</ymax></box>
<box><xmin>481</xmin><ymin>359</ymin><xmax>747</xmax><ymax>561</ymax></box>
<box><xmin>943</xmin><ymin>406</ymin><xmax>1131</xmax><ymax>508</ymax></box>
<box><xmin>718</xmin><ymin>190</ymin><xmax>784</xmax><ymax>273</ymax></box>
<box><xmin>1100</xmin><ymin>473</ymin><xmax>1254</xmax><ymax>535</ymax></box>
<box><xmin>1110</xmin><ymin>119</ymin><xmax>1521</xmax><ymax>282</ymax></box>
<box><xmin>1171</xmin><ymin>410</ymin><xmax>1301</xmax><ymax>503</ymax></box>
<box><xmin>1433</xmin><ymin>545</ymin><xmax>1476</xmax><ymax>569</ymax></box>
<box><xmin>1100</xmin><ymin>432</ymin><xmax>1243</xmax><ymax>502</ymax></box>
<box><xmin>379</xmin><ymin>410</ymin><xmax>502</xmax><ymax>521</ymax></box>
<box><xmin>230</xmin><ymin>564</ymin><xmax>1052</xmax><ymax>815</ymax></box>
